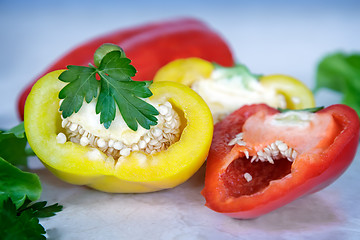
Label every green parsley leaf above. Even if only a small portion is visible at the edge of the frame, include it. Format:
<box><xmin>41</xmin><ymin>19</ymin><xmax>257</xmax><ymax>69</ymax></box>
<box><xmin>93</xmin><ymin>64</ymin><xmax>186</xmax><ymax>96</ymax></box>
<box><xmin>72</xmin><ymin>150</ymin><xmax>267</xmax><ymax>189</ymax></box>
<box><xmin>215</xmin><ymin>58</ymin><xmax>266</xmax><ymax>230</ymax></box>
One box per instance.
<box><xmin>0</xmin><ymin>122</ymin><xmax>34</xmax><ymax>167</ymax></box>
<box><xmin>59</xmin><ymin>46</ymin><xmax>159</xmax><ymax>131</ymax></box>
<box><xmin>0</xmin><ymin>124</ymin><xmax>63</xmax><ymax>239</ymax></box>
<box><xmin>17</xmin><ymin>199</ymin><xmax>63</xmax><ymax>218</ymax></box>
<box><xmin>277</xmin><ymin>106</ymin><xmax>324</xmax><ymax>113</ymax></box>
<box><xmin>314</xmin><ymin>52</ymin><xmax>360</xmax><ymax>117</ymax></box>
<box><xmin>0</xmin><ymin>157</ymin><xmax>41</xmax><ymax>209</ymax></box>
<box><xmin>0</xmin><ymin>198</ymin><xmax>46</xmax><ymax>240</ymax></box>
<box><xmin>2</xmin><ymin>122</ymin><xmax>25</xmax><ymax>138</ymax></box>
<box><xmin>58</xmin><ymin>65</ymin><xmax>99</xmax><ymax>118</ymax></box>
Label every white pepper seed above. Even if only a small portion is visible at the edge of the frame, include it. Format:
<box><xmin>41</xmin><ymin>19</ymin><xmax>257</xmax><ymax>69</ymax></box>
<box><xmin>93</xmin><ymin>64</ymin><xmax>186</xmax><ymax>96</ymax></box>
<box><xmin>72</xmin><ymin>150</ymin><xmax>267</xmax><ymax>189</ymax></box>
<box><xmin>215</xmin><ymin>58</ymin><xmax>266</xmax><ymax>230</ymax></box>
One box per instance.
<box><xmin>138</xmin><ymin>140</ymin><xmax>146</xmax><ymax>149</ymax></box>
<box><xmin>163</xmin><ymin>128</ymin><xmax>172</xmax><ymax>134</ymax></box>
<box><xmin>80</xmin><ymin>136</ymin><xmax>90</xmax><ymax>146</ymax></box>
<box><xmin>120</xmin><ymin>148</ymin><xmax>131</xmax><ymax>157</ymax></box>
<box><xmin>244</xmin><ymin>173</ymin><xmax>253</xmax><ymax>182</ymax></box>
<box><xmin>158</xmin><ymin>105</ymin><xmax>169</xmax><ymax>115</ymax></box>
<box><xmin>79</xmin><ymin>128</ymin><xmax>85</xmax><ymax>135</ymax></box>
<box><xmin>143</xmin><ymin>135</ymin><xmax>151</xmax><ymax>143</ymax></box>
<box><xmin>69</xmin><ymin>123</ymin><xmax>78</xmax><ymax>132</ymax></box>
<box><xmin>56</xmin><ymin>132</ymin><xmax>67</xmax><ymax>144</ymax></box>
<box><xmin>165</xmin><ymin>115</ymin><xmax>173</xmax><ymax>122</ymax></box>
<box><xmin>97</xmin><ymin>138</ymin><xmax>107</xmax><ymax>148</ymax></box>
<box><xmin>151</xmin><ymin>127</ymin><xmax>162</xmax><ymax>138</ymax></box>
<box><xmin>149</xmin><ymin>139</ymin><xmax>158</xmax><ymax>146</ymax></box>
<box><xmin>61</xmin><ymin>119</ymin><xmax>69</xmax><ymax>128</ymax></box>
<box><xmin>132</xmin><ymin>144</ymin><xmax>139</xmax><ymax>151</ymax></box>
<box><xmin>113</xmin><ymin>141</ymin><xmax>124</xmax><ymax>150</ymax></box>
<box><xmin>276</xmin><ymin>141</ymin><xmax>288</xmax><ymax>152</ymax></box>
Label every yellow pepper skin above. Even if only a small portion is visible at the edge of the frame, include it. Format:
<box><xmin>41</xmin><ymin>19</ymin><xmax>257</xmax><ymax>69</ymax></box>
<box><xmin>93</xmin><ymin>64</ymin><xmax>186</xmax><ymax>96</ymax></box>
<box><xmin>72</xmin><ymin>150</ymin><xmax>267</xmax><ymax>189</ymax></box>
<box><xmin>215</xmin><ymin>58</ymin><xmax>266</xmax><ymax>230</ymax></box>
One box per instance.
<box><xmin>153</xmin><ymin>57</ymin><xmax>214</xmax><ymax>86</ymax></box>
<box><xmin>24</xmin><ymin>70</ymin><xmax>213</xmax><ymax>193</ymax></box>
<box><xmin>259</xmin><ymin>74</ymin><xmax>315</xmax><ymax>109</ymax></box>
<box><xmin>154</xmin><ymin>58</ymin><xmax>316</xmax><ymax>110</ymax></box>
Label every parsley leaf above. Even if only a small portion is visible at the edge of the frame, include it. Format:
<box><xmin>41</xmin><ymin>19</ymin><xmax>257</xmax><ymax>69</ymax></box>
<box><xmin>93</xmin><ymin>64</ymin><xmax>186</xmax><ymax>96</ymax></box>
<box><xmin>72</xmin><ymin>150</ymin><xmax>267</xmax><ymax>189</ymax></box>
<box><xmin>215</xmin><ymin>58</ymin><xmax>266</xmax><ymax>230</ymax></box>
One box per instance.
<box><xmin>315</xmin><ymin>52</ymin><xmax>360</xmax><ymax>117</ymax></box>
<box><xmin>58</xmin><ymin>66</ymin><xmax>99</xmax><ymax>118</ymax></box>
<box><xmin>0</xmin><ymin>198</ymin><xmax>61</xmax><ymax>240</ymax></box>
<box><xmin>17</xmin><ymin>199</ymin><xmax>63</xmax><ymax>218</ymax></box>
<box><xmin>0</xmin><ymin>122</ymin><xmax>34</xmax><ymax>167</ymax></box>
<box><xmin>58</xmin><ymin>46</ymin><xmax>159</xmax><ymax>130</ymax></box>
<box><xmin>0</xmin><ymin>124</ymin><xmax>63</xmax><ymax>239</ymax></box>
<box><xmin>0</xmin><ymin>198</ymin><xmax>46</xmax><ymax>240</ymax></box>
<box><xmin>278</xmin><ymin>106</ymin><xmax>324</xmax><ymax>113</ymax></box>
<box><xmin>2</xmin><ymin>122</ymin><xmax>26</xmax><ymax>138</ymax></box>
<box><xmin>0</xmin><ymin>157</ymin><xmax>41</xmax><ymax>209</ymax></box>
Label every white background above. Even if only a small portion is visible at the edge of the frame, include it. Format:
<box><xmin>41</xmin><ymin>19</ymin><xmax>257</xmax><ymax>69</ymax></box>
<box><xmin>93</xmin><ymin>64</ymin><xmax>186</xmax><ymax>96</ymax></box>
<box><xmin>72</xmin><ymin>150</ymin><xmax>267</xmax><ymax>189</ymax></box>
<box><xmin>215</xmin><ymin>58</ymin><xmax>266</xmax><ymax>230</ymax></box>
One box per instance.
<box><xmin>1</xmin><ymin>0</ymin><xmax>360</xmax><ymax>239</ymax></box>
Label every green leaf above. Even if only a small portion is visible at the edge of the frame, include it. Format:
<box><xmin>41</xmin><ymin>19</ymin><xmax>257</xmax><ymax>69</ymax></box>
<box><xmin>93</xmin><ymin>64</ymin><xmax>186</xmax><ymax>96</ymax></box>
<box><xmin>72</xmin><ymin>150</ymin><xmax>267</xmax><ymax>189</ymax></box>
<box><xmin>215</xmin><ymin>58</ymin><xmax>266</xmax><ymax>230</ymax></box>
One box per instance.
<box><xmin>0</xmin><ymin>122</ymin><xmax>30</xmax><ymax>167</ymax></box>
<box><xmin>30</xmin><ymin>202</ymin><xmax>63</xmax><ymax>218</ymax></box>
<box><xmin>315</xmin><ymin>52</ymin><xmax>360</xmax><ymax>117</ymax></box>
<box><xmin>96</xmin><ymin>51</ymin><xmax>157</xmax><ymax>130</ymax></box>
<box><xmin>278</xmin><ymin>106</ymin><xmax>324</xmax><ymax>113</ymax></box>
<box><xmin>96</xmin><ymin>80</ymin><xmax>116</xmax><ymax>129</ymax></box>
<box><xmin>0</xmin><ymin>157</ymin><xmax>41</xmax><ymax>209</ymax></box>
<box><xmin>58</xmin><ymin>65</ymin><xmax>99</xmax><ymax>118</ymax></box>
<box><xmin>18</xmin><ymin>200</ymin><xmax>63</xmax><ymax>219</ymax></box>
<box><xmin>315</xmin><ymin>53</ymin><xmax>349</xmax><ymax>92</ymax></box>
<box><xmin>0</xmin><ymin>132</ymin><xmax>28</xmax><ymax>166</ymax></box>
<box><xmin>99</xmin><ymin>51</ymin><xmax>136</xmax><ymax>80</ymax></box>
<box><xmin>2</xmin><ymin>122</ymin><xmax>25</xmax><ymax>138</ymax></box>
<box><xmin>59</xmin><ymin>45</ymin><xmax>159</xmax><ymax>130</ymax></box>
<box><xmin>93</xmin><ymin>43</ymin><xmax>125</xmax><ymax>67</ymax></box>
<box><xmin>98</xmin><ymin>73</ymin><xmax>158</xmax><ymax>131</ymax></box>
<box><xmin>0</xmin><ymin>198</ymin><xmax>46</xmax><ymax>240</ymax></box>
<box><xmin>342</xmin><ymin>77</ymin><xmax>360</xmax><ymax>117</ymax></box>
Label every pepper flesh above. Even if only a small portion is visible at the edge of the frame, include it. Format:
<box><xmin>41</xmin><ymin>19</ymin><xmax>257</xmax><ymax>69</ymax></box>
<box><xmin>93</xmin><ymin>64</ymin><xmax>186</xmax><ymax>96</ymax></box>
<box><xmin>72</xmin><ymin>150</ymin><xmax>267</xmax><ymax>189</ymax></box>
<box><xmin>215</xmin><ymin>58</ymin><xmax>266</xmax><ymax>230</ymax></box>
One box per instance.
<box><xmin>153</xmin><ymin>58</ymin><xmax>316</xmax><ymax>122</ymax></box>
<box><xmin>201</xmin><ymin>104</ymin><xmax>359</xmax><ymax>218</ymax></box>
<box><xmin>24</xmin><ymin>70</ymin><xmax>213</xmax><ymax>193</ymax></box>
<box><xmin>18</xmin><ymin>18</ymin><xmax>234</xmax><ymax>120</ymax></box>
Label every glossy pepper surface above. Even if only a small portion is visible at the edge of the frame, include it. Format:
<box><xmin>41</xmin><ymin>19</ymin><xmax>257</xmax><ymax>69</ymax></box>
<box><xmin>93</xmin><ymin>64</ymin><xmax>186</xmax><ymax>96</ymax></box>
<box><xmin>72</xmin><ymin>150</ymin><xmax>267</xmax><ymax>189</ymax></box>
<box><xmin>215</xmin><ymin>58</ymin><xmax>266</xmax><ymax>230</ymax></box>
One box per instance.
<box><xmin>18</xmin><ymin>18</ymin><xmax>234</xmax><ymax>120</ymax></box>
<box><xmin>24</xmin><ymin>70</ymin><xmax>213</xmax><ymax>193</ymax></box>
<box><xmin>201</xmin><ymin>104</ymin><xmax>359</xmax><ymax>219</ymax></box>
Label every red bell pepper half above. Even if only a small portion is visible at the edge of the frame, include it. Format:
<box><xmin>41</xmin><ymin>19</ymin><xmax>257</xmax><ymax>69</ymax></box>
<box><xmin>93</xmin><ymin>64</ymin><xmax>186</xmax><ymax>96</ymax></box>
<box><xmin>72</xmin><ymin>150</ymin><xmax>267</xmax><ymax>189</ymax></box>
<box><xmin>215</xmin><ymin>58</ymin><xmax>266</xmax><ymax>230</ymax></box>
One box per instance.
<box><xmin>202</xmin><ymin>104</ymin><xmax>359</xmax><ymax>219</ymax></box>
<box><xmin>17</xmin><ymin>18</ymin><xmax>234</xmax><ymax>120</ymax></box>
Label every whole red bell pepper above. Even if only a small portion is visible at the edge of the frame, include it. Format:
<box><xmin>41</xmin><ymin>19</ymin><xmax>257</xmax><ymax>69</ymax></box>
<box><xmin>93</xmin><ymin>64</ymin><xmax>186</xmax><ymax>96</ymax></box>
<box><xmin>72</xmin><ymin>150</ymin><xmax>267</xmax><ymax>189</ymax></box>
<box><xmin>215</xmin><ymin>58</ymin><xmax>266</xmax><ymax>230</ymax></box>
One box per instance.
<box><xmin>202</xmin><ymin>104</ymin><xmax>359</xmax><ymax>219</ymax></box>
<box><xmin>17</xmin><ymin>18</ymin><xmax>234</xmax><ymax>120</ymax></box>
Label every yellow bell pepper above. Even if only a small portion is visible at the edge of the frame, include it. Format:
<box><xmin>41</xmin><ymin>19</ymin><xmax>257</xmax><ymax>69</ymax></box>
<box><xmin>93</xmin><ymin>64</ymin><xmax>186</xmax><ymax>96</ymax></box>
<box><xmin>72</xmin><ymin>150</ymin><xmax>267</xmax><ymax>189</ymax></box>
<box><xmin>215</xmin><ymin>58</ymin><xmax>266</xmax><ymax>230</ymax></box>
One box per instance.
<box><xmin>154</xmin><ymin>58</ymin><xmax>315</xmax><ymax>122</ymax></box>
<box><xmin>24</xmin><ymin>70</ymin><xmax>213</xmax><ymax>193</ymax></box>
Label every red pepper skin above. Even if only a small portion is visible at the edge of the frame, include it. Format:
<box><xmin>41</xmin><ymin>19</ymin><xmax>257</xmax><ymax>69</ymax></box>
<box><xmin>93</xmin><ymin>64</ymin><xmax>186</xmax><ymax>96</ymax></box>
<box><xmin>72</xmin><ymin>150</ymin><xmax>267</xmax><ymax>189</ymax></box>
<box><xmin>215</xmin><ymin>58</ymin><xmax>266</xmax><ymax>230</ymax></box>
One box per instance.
<box><xmin>201</xmin><ymin>104</ymin><xmax>359</xmax><ymax>219</ymax></box>
<box><xmin>17</xmin><ymin>18</ymin><xmax>234</xmax><ymax>120</ymax></box>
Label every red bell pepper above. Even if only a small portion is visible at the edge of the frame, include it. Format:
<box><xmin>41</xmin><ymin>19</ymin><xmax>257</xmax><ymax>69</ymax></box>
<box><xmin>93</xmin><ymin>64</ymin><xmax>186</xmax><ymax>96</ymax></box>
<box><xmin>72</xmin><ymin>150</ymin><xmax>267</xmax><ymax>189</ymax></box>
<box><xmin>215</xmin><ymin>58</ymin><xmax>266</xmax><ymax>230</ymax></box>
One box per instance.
<box><xmin>202</xmin><ymin>104</ymin><xmax>359</xmax><ymax>219</ymax></box>
<box><xmin>17</xmin><ymin>18</ymin><xmax>234</xmax><ymax>120</ymax></box>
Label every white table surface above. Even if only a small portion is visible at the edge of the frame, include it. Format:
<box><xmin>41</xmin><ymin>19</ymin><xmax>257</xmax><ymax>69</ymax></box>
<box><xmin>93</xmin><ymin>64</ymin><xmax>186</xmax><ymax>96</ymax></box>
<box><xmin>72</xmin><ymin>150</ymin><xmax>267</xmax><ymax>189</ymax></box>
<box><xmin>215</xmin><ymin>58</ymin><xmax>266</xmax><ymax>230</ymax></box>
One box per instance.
<box><xmin>1</xmin><ymin>0</ymin><xmax>360</xmax><ymax>239</ymax></box>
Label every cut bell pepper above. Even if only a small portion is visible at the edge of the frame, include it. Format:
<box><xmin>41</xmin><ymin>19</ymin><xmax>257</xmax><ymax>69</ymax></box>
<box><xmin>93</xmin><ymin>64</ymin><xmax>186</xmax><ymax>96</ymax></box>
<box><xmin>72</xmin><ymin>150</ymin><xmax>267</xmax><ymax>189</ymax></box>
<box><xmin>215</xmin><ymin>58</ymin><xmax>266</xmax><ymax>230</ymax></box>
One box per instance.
<box><xmin>201</xmin><ymin>104</ymin><xmax>359</xmax><ymax>218</ymax></box>
<box><xmin>153</xmin><ymin>58</ymin><xmax>316</xmax><ymax>122</ymax></box>
<box><xmin>24</xmin><ymin>70</ymin><xmax>213</xmax><ymax>193</ymax></box>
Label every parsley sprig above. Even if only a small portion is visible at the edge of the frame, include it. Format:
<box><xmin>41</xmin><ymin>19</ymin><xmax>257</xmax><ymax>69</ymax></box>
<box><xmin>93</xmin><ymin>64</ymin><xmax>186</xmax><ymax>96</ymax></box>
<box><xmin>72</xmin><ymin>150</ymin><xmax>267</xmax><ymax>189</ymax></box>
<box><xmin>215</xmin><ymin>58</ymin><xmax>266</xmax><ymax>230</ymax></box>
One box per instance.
<box><xmin>58</xmin><ymin>45</ymin><xmax>159</xmax><ymax>131</ymax></box>
<box><xmin>0</xmin><ymin>123</ymin><xmax>63</xmax><ymax>239</ymax></box>
<box><xmin>0</xmin><ymin>198</ymin><xmax>62</xmax><ymax>240</ymax></box>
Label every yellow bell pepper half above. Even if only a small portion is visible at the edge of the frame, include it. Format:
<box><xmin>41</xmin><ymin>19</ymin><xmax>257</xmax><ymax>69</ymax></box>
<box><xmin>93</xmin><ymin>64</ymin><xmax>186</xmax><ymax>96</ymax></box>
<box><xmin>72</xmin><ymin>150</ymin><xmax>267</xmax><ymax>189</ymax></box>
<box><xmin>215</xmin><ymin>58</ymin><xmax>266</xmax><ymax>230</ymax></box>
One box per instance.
<box><xmin>153</xmin><ymin>58</ymin><xmax>316</xmax><ymax>111</ymax></box>
<box><xmin>24</xmin><ymin>70</ymin><xmax>213</xmax><ymax>193</ymax></box>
